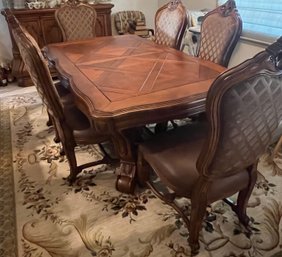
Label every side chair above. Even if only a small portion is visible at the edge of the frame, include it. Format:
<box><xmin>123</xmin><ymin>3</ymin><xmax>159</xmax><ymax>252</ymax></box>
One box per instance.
<box><xmin>154</xmin><ymin>0</ymin><xmax>188</xmax><ymax>50</ymax></box>
<box><xmin>53</xmin><ymin>0</ymin><xmax>97</xmax><ymax>132</ymax></box>
<box><xmin>152</xmin><ymin>0</ymin><xmax>188</xmax><ymax>133</ymax></box>
<box><xmin>10</xmin><ymin>15</ymin><xmax>116</xmax><ymax>184</ymax></box>
<box><xmin>55</xmin><ymin>0</ymin><xmax>97</xmax><ymax>42</ymax></box>
<box><xmin>197</xmin><ymin>0</ymin><xmax>242</xmax><ymax>67</ymax></box>
<box><xmin>137</xmin><ymin>37</ymin><xmax>282</xmax><ymax>255</ymax></box>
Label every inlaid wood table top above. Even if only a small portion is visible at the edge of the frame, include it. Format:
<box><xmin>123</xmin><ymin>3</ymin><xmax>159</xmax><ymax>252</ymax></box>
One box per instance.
<box><xmin>44</xmin><ymin>35</ymin><xmax>226</xmax><ymax>193</ymax></box>
<box><xmin>44</xmin><ymin>35</ymin><xmax>225</xmax><ymax>128</ymax></box>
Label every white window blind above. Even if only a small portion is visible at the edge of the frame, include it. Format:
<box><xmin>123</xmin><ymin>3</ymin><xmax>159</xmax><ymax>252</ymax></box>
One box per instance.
<box><xmin>217</xmin><ymin>0</ymin><xmax>282</xmax><ymax>43</ymax></box>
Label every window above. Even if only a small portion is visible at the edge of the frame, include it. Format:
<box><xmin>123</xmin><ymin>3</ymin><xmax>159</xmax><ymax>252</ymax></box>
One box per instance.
<box><xmin>218</xmin><ymin>0</ymin><xmax>282</xmax><ymax>43</ymax></box>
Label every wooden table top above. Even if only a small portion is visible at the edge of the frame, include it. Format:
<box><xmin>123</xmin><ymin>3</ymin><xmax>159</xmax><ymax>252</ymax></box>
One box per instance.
<box><xmin>44</xmin><ymin>35</ymin><xmax>225</xmax><ymax>128</ymax></box>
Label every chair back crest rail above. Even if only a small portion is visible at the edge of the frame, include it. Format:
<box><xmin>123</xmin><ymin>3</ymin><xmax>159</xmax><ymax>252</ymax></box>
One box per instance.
<box><xmin>154</xmin><ymin>0</ymin><xmax>188</xmax><ymax>50</ymax></box>
<box><xmin>197</xmin><ymin>0</ymin><xmax>242</xmax><ymax>67</ymax></box>
<box><xmin>55</xmin><ymin>2</ymin><xmax>97</xmax><ymax>41</ymax></box>
<box><xmin>197</xmin><ymin>38</ymin><xmax>282</xmax><ymax>178</ymax></box>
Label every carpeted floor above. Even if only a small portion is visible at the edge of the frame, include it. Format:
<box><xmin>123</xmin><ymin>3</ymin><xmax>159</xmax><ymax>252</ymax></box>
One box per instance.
<box><xmin>1</xmin><ymin>87</ymin><xmax>282</xmax><ymax>257</ymax></box>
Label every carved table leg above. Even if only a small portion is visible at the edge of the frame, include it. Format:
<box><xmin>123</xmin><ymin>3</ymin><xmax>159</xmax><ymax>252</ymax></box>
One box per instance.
<box><xmin>94</xmin><ymin>118</ymin><xmax>143</xmax><ymax>194</ymax></box>
<box><xmin>111</xmin><ymin>128</ymin><xmax>142</xmax><ymax>194</ymax></box>
<box><xmin>116</xmin><ymin>161</ymin><xmax>136</xmax><ymax>194</ymax></box>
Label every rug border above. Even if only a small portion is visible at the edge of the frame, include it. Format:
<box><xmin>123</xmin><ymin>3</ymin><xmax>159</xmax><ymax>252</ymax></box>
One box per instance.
<box><xmin>0</xmin><ymin>98</ymin><xmax>18</xmax><ymax>257</ymax></box>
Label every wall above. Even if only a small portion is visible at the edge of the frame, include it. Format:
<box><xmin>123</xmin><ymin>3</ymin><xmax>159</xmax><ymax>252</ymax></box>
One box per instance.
<box><xmin>228</xmin><ymin>39</ymin><xmax>265</xmax><ymax>67</ymax></box>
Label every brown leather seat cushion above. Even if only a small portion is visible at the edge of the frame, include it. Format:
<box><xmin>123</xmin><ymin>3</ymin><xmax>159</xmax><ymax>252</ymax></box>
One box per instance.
<box><xmin>140</xmin><ymin>122</ymin><xmax>207</xmax><ymax>197</ymax></box>
<box><xmin>140</xmin><ymin>122</ymin><xmax>249</xmax><ymax>201</ymax></box>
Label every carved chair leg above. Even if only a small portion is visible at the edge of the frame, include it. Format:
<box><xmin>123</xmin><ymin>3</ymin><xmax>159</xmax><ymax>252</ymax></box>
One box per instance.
<box><xmin>46</xmin><ymin>111</ymin><xmax>53</xmax><ymax>127</ymax></box>
<box><xmin>233</xmin><ymin>166</ymin><xmax>258</xmax><ymax>227</ymax></box>
<box><xmin>63</xmin><ymin>141</ymin><xmax>119</xmax><ymax>185</ymax></box>
<box><xmin>189</xmin><ymin>205</ymin><xmax>206</xmax><ymax>255</ymax></box>
<box><xmin>189</xmin><ymin>190</ymin><xmax>208</xmax><ymax>255</ymax></box>
<box><xmin>54</xmin><ymin>134</ymin><xmax>60</xmax><ymax>144</ymax></box>
<box><xmin>48</xmin><ymin>114</ymin><xmax>60</xmax><ymax>143</ymax></box>
<box><xmin>63</xmin><ymin>142</ymin><xmax>80</xmax><ymax>184</ymax></box>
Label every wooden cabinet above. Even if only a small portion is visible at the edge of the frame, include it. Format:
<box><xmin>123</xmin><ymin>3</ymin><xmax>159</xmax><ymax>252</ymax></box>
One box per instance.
<box><xmin>1</xmin><ymin>4</ymin><xmax>114</xmax><ymax>87</ymax></box>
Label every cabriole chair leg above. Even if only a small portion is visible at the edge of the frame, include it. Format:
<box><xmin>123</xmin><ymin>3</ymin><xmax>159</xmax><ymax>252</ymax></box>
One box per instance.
<box><xmin>189</xmin><ymin>193</ymin><xmax>208</xmax><ymax>255</ymax></box>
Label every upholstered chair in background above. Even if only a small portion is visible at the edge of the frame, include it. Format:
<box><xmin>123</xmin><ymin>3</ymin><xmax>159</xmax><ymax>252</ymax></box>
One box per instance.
<box><xmin>113</xmin><ymin>10</ymin><xmax>154</xmax><ymax>37</ymax></box>
<box><xmin>55</xmin><ymin>1</ymin><xmax>97</xmax><ymax>42</ymax></box>
<box><xmin>197</xmin><ymin>0</ymin><xmax>242</xmax><ymax>67</ymax></box>
<box><xmin>137</xmin><ymin>38</ymin><xmax>282</xmax><ymax>255</ymax></box>
<box><xmin>10</xmin><ymin>15</ymin><xmax>116</xmax><ymax>184</ymax></box>
<box><xmin>154</xmin><ymin>0</ymin><xmax>188</xmax><ymax>50</ymax></box>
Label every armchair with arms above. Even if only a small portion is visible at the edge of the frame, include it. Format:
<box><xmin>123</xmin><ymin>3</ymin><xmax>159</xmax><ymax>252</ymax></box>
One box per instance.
<box><xmin>137</xmin><ymin>37</ymin><xmax>282</xmax><ymax>255</ymax></box>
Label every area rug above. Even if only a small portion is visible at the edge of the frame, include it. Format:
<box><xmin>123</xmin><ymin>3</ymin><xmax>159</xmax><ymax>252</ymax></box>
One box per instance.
<box><xmin>1</xmin><ymin>88</ymin><xmax>282</xmax><ymax>257</ymax></box>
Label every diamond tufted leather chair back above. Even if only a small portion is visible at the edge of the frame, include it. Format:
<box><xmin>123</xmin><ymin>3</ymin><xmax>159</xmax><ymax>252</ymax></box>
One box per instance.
<box><xmin>137</xmin><ymin>37</ymin><xmax>282</xmax><ymax>255</ymax></box>
<box><xmin>55</xmin><ymin>1</ymin><xmax>97</xmax><ymax>42</ymax></box>
<box><xmin>154</xmin><ymin>0</ymin><xmax>188</xmax><ymax>50</ymax></box>
<box><xmin>198</xmin><ymin>38</ymin><xmax>282</xmax><ymax>179</ymax></box>
<box><xmin>197</xmin><ymin>0</ymin><xmax>242</xmax><ymax>67</ymax></box>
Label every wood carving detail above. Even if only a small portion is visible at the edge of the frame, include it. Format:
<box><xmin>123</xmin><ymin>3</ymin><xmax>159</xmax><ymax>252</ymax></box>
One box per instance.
<box><xmin>168</xmin><ymin>0</ymin><xmax>181</xmax><ymax>11</ymax></box>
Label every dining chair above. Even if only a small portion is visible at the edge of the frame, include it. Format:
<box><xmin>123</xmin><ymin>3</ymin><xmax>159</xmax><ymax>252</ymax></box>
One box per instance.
<box><xmin>197</xmin><ymin>0</ymin><xmax>242</xmax><ymax>67</ymax></box>
<box><xmin>154</xmin><ymin>0</ymin><xmax>188</xmax><ymax>50</ymax></box>
<box><xmin>151</xmin><ymin>0</ymin><xmax>188</xmax><ymax>133</ymax></box>
<box><xmin>137</xmin><ymin>37</ymin><xmax>282</xmax><ymax>255</ymax></box>
<box><xmin>10</xmin><ymin>15</ymin><xmax>116</xmax><ymax>184</ymax></box>
<box><xmin>55</xmin><ymin>0</ymin><xmax>97</xmax><ymax>42</ymax></box>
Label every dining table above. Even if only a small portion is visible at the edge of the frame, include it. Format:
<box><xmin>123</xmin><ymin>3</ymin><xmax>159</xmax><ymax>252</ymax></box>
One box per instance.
<box><xmin>43</xmin><ymin>34</ymin><xmax>226</xmax><ymax>194</ymax></box>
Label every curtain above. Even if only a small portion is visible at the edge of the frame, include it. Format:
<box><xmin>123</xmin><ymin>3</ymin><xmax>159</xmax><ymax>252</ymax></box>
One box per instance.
<box><xmin>217</xmin><ymin>0</ymin><xmax>282</xmax><ymax>43</ymax></box>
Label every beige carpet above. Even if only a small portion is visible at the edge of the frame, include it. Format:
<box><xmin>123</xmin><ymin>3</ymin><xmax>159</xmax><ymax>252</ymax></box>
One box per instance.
<box><xmin>1</xmin><ymin>88</ymin><xmax>282</xmax><ymax>257</ymax></box>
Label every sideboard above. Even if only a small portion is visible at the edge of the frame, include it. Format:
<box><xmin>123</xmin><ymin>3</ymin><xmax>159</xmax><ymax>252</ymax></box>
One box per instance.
<box><xmin>1</xmin><ymin>4</ymin><xmax>114</xmax><ymax>87</ymax></box>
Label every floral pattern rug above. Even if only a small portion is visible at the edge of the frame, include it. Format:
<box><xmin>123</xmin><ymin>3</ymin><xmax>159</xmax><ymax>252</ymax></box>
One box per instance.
<box><xmin>1</xmin><ymin>89</ymin><xmax>282</xmax><ymax>257</ymax></box>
